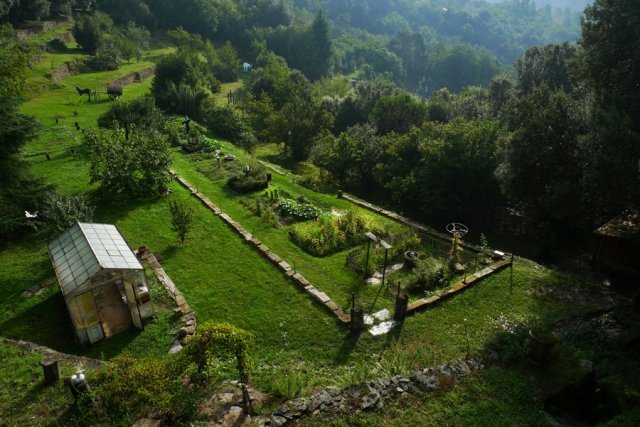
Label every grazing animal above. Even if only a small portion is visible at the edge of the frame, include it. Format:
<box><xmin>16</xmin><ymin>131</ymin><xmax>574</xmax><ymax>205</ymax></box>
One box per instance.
<box><xmin>25</xmin><ymin>210</ymin><xmax>38</xmax><ymax>218</ymax></box>
<box><xmin>107</xmin><ymin>86</ymin><xmax>122</xmax><ymax>100</ymax></box>
<box><xmin>75</xmin><ymin>86</ymin><xmax>92</xmax><ymax>100</ymax></box>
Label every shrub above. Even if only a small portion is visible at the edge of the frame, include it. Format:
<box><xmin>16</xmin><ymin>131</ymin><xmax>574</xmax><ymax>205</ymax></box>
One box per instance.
<box><xmin>184</xmin><ymin>322</ymin><xmax>253</xmax><ymax>383</ymax></box>
<box><xmin>412</xmin><ymin>257</ymin><xmax>449</xmax><ymax>291</ymax></box>
<box><xmin>202</xmin><ymin>106</ymin><xmax>257</xmax><ymax>153</ymax></box>
<box><xmin>46</xmin><ymin>38</ymin><xmax>67</xmax><ymax>52</ymax></box>
<box><xmin>289</xmin><ymin>211</ymin><xmax>371</xmax><ymax>256</ymax></box>
<box><xmin>76</xmin><ymin>355</ymin><xmax>195</xmax><ymax>425</ymax></box>
<box><xmin>226</xmin><ymin>165</ymin><xmax>269</xmax><ymax>193</ymax></box>
<box><xmin>84</xmin><ymin>127</ymin><xmax>172</xmax><ymax>197</ymax></box>
<box><xmin>84</xmin><ymin>44</ymin><xmax>121</xmax><ymax>71</ymax></box>
<box><xmin>41</xmin><ymin>190</ymin><xmax>94</xmax><ymax>235</ymax></box>
<box><xmin>169</xmin><ymin>199</ymin><xmax>194</xmax><ymax>243</ymax></box>
<box><xmin>181</xmin><ymin>128</ymin><xmax>222</xmax><ymax>153</ymax></box>
<box><xmin>98</xmin><ymin>96</ymin><xmax>162</xmax><ymax>130</ymax></box>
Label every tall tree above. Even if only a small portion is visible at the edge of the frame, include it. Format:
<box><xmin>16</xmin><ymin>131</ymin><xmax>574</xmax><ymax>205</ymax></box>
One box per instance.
<box><xmin>579</xmin><ymin>0</ymin><xmax>640</xmax><ymax>220</ymax></box>
<box><xmin>514</xmin><ymin>43</ymin><xmax>578</xmax><ymax>94</ymax></box>
<box><xmin>304</xmin><ymin>10</ymin><xmax>332</xmax><ymax>80</ymax></box>
<box><xmin>0</xmin><ymin>26</ymin><xmax>45</xmax><ymax>239</ymax></box>
<box><xmin>497</xmin><ymin>86</ymin><xmax>585</xmax><ymax>226</ymax></box>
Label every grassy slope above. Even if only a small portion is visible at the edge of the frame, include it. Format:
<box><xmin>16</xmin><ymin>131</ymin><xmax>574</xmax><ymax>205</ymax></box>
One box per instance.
<box><xmin>1</xmin><ymin>26</ymin><xmax>627</xmax><ymax>426</ymax></box>
<box><xmin>0</xmin><ymin>342</ymin><xmax>77</xmax><ymax>425</ymax></box>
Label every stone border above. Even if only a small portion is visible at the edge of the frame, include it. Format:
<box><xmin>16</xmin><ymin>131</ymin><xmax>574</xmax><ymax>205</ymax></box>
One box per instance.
<box><xmin>0</xmin><ymin>337</ymin><xmax>104</xmax><ymax>369</ymax></box>
<box><xmin>108</xmin><ymin>66</ymin><xmax>156</xmax><ymax>88</ymax></box>
<box><xmin>266</xmin><ymin>354</ymin><xmax>487</xmax><ymax>426</ymax></box>
<box><xmin>407</xmin><ymin>259</ymin><xmax>511</xmax><ymax>314</ymax></box>
<box><xmin>170</xmin><ymin>170</ymin><xmax>350</xmax><ymax>325</ymax></box>
<box><xmin>257</xmin><ymin>160</ymin><xmax>287</xmax><ymax>176</ymax></box>
<box><xmin>138</xmin><ymin>250</ymin><xmax>196</xmax><ymax>352</ymax></box>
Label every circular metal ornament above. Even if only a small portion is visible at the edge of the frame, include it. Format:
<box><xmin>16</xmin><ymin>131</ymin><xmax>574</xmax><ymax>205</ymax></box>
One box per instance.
<box><xmin>446</xmin><ymin>222</ymin><xmax>469</xmax><ymax>236</ymax></box>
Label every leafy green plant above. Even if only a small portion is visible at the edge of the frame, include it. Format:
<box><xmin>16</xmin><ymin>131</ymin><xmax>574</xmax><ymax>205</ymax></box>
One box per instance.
<box><xmin>183</xmin><ymin>322</ymin><xmax>253</xmax><ymax>384</ymax></box>
<box><xmin>84</xmin><ymin>127</ymin><xmax>172</xmax><ymax>197</ymax></box>
<box><xmin>276</xmin><ymin>197</ymin><xmax>323</xmax><ymax>221</ymax></box>
<box><xmin>226</xmin><ymin>164</ymin><xmax>269</xmax><ymax>193</ymax></box>
<box><xmin>265</xmin><ymin>373</ymin><xmax>309</xmax><ymax>400</ymax></box>
<box><xmin>447</xmin><ymin>232</ymin><xmax>464</xmax><ymax>270</ymax></box>
<box><xmin>41</xmin><ymin>190</ymin><xmax>95</xmax><ymax>235</ymax></box>
<box><xmin>169</xmin><ymin>199</ymin><xmax>195</xmax><ymax>243</ymax></box>
<box><xmin>76</xmin><ymin>355</ymin><xmax>195</xmax><ymax>425</ymax></box>
<box><xmin>289</xmin><ymin>210</ymin><xmax>374</xmax><ymax>256</ymax></box>
<box><xmin>412</xmin><ymin>257</ymin><xmax>449</xmax><ymax>292</ymax></box>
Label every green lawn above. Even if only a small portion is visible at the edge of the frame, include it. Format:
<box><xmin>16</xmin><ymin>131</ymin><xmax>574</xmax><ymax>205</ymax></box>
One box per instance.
<box><xmin>0</xmin><ymin>342</ymin><xmax>77</xmax><ymax>426</ymax></box>
<box><xmin>0</xmin><ymin>42</ymin><xmax>624</xmax><ymax>426</ymax></box>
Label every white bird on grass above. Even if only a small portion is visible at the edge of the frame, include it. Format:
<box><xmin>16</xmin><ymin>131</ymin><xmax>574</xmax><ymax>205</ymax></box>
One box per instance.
<box><xmin>25</xmin><ymin>210</ymin><xmax>38</xmax><ymax>218</ymax></box>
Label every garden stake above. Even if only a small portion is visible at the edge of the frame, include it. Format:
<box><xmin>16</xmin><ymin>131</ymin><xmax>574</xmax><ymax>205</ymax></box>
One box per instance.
<box><xmin>463</xmin><ymin>318</ymin><xmax>470</xmax><ymax>357</ymax></box>
<box><xmin>510</xmin><ymin>253</ymin><xmax>515</xmax><ymax>293</ymax></box>
<box><xmin>365</xmin><ymin>238</ymin><xmax>371</xmax><ymax>276</ymax></box>
<box><xmin>474</xmin><ymin>253</ymin><xmax>478</xmax><ymax>272</ymax></box>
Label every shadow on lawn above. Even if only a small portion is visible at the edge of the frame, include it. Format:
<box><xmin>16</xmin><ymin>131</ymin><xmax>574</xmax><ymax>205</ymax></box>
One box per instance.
<box><xmin>335</xmin><ymin>329</ymin><xmax>363</xmax><ymax>364</ymax></box>
<box><xmin>0</xmin><ymin>292</ymin><xmax>78</xmax><ymax>354</ymax></box>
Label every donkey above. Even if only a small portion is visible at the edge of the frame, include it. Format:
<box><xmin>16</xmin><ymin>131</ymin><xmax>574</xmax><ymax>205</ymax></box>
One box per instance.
<box><xmin>75</xmin><ymin>86</ymin><xmax>92</xmax><ymax>100</ymax></box>
<box><xmin>106</xmin><ymin>86</ymin><xmax>122</xmax><ymax>100</ymax></box>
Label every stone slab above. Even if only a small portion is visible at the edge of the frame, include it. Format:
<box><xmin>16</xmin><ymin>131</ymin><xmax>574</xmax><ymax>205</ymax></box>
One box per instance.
<box><xmin>408</xmin><ymin>300</ymin><xmax>429</xmax><ymax>312</ymax></box>
<box><xmin>258</xmin><ymin>244</ymin><xmax>270</xmax><ymax>253</ymax></box>
<box><xmin>325</xmin><ymin>300</ymin><xmax>340</xmax><ymax>311</ymax></box>
<box><xmin>278</xmin><ymin>261</ymin><xmax>292</xmax><ymax>271</ymax></box>
<box><xmin>267</xmin><ymin>252</ymin><xmax>282</xmax><ymax>264</ymax></box>
<box><xmin>316</xmin><ymin>291</ymin><xmax>331</xmax><ymax>303</ymax></box>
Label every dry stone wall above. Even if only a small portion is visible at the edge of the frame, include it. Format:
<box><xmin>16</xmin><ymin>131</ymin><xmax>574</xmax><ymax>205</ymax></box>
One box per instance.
<box><xmin>265</xmin><ymin>355</ymin><xmax>486</xmax><ymax>426</ymax></box>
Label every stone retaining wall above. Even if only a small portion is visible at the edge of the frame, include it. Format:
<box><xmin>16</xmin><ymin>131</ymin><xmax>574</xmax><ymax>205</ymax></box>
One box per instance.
<box><xmin>0</xmin><ymin>337</ymin><xmax>104</xmax><ymax>369</ymax></box>
<box><xmin>108</xmin><ymin>66</ymin><xmax>156</xmax><ymax>88</ymax></box>
<box><xmin>139</xmin><ymin>251</ymin><xmax>196</xmax><ymax>352</ymax></box>
<box><xmin>171</xmin><ymin>170</ymin><xmax>350</xmax><ymax>325</ymax></box>
<box><xmin>265</xmin><ymin>354</ymin><xmax>487</xmax><ymax>426</ymax></box>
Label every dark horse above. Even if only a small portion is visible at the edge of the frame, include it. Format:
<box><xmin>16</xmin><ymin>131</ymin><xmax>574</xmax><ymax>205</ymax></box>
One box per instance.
<box><xmin>75</xmin><ymin>86</ymin><xmax>92</xmax><ymax>100</ymax></box>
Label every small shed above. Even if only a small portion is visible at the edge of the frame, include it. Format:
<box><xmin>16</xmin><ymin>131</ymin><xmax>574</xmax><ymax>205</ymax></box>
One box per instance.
<box><xmin>48</xmin><ymin>222</ymin><xmax>152</xmax><ymax>344</ymax></box>
<box><xmin>593</xmin><ymin>210</ymin><xmax>640</xmax><ymax>278</ymax></box>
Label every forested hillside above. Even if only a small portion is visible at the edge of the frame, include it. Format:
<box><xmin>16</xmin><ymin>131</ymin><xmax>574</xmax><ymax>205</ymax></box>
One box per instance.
<box><xmin>1</xmin><ymin>0</ymin><xmax>639</xmax><ymax>425</ymax></box>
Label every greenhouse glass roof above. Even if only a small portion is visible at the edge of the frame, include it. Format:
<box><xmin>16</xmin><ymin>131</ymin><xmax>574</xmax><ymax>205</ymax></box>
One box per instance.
<box><xmin>48</xmin><ymin>223</ymin><xmax>142</xmax><ymax>296</ymax></box>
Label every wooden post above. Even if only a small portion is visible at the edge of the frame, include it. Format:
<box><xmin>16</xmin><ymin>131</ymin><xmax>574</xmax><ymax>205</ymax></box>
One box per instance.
<box><xmin>350</xmin><ymin>307</ymin><xmax>365</xmax><ymax>334</ymax></box>
<box><xmin>365</xmin><ymin>239</ymin><xmax>371</xmax><ymax>276</ymax></box>
<box><xmin>509</xmin><ymin>253</ymin><xmax>515</xmax><ymax>293</ymax></box>
<box><xmin>40</xmin><ymin>357</ymin><xmax>59</xmax><ymax>385</ymax></box>
<box><xmin>393</xmin><ymin>291</ymin><xmax>409</xmax><ymax>321</ymax></box>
